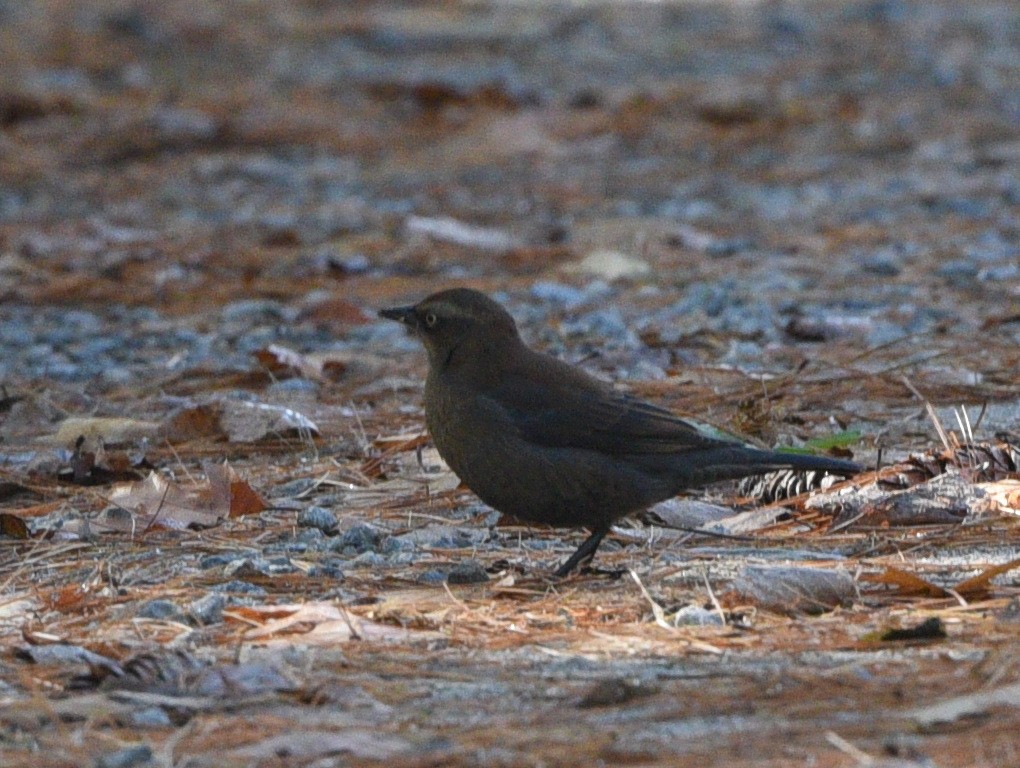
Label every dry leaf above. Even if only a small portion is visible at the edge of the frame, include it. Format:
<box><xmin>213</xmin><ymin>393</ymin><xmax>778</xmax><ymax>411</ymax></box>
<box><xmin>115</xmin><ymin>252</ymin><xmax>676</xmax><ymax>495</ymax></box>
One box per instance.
<box><xmin>218</xmin><ymin>400</ymin><xmax>319</xmax><ymax>442</ymax></box>
<box><xmin>236</xmin><ymin>602</ymin><xmax>428</xmax><ymax>645</ymax></box>
<box><xmin>861</xmin><ymin>567</ymin><xmax>948</xmax><ymax>598</ymax></box>
<box><xmin>229</xmin><ymin>479</ymin><xmax>267</xmax><ymax>517</ymax></box>
<box><xmin>952</xmin><ymin>558</ymin><xmax>1020</xmax><ymax>599</ymax></box>
<box><xmin>104</xmin><ymin>471</ymin><xmax>225</xmax><ymax>531</ymax></box>
<box><xmin>48</xmin><ymin>417</ymin><xmax>161</xmax><ymax>448</ymax></box>
<box><xmin>0</xmin><ymin>512</ymin><xmax>30</xmax><ymax>539</ymax></box>
<box><xmin>253</xmin><ymin>344</ymin><xmax>344</xmax><ymax>381</ymax></box>
<box><xmin>164</xmin><ymin>404</ymin><xmax>227</xmax><ymax>442</ymax></box>
<box><xmin>563</xmin><ymin>249</ymin><xmax>651</xmax><ymax>279</ymax></box>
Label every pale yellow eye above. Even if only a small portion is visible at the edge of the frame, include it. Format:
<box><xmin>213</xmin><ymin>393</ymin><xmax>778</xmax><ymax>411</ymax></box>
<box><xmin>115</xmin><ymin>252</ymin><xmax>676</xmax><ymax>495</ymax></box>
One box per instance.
<box><xmin>424</xmin><ymin>312</ymin><xmax>438</xmax><ymax>328</ymax></box>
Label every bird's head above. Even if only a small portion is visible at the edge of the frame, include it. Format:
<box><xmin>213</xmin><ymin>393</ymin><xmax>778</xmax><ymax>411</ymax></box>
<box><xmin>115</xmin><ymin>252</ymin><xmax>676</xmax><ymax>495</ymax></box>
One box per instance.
<box><xmin>380</xmin><ymin>288</ymin><xmax>521</xmax><ymax>371</ymax></box>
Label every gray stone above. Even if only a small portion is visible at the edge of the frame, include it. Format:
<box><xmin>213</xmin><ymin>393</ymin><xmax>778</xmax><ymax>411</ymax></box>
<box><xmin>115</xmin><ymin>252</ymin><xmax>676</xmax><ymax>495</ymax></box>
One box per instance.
<box><xmin>188</xmin><ymin>593</ymin><xmax>226</xmax><ymax>625</ymax></box>
<box><xmin>446</xmin><ymin>560</ymin><xmax>489</xmax><ymax>585</ymax></box>
<box><xmin>297</xmin><ymin>505</ymin><xmax>338</xmax><ymax>534</ymax></box>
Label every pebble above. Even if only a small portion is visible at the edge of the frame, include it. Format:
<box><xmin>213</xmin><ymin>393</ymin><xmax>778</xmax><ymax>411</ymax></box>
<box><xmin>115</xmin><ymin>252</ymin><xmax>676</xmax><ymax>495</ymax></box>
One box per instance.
<box><xmin>267</xmin><ymin>377</ymin><xmax>320</xmax><ymax>396</ymax></box>
<box><xmin>199</xmin><ymin>553</ymin><xmax>244</xmax><ymax>570</ymax></box>
<box><xmin>858</xmin><ymin>252</ymin><xmax>903</xmax><ymax>276</ymax></box>
<box><xmin>297</xmin><ymin>505</ymin><xmax>339</xmax><ymax>534</ymax></box>
<box><xmin>936</xmin><ymin>260</ymin><xmax>979</xmax><ymax>279</ymax></box>
<box><xmin>308</xmin><ymin>559</ymin><xmax>345</xmax><ymax>579</ymax></box>
<box><xmin>350</xmin><ymin>551</ymin><xmax>389</xmax><ymax>569</ymax></box>
<box><xmin>530</xmin><ymin>281</ymin><xmax>586</xmax><ymax>308</ymax></box>
<box><xmin>671</xmin><ymin>605</ymin><xmax>725</xmax><ymax>626</ymax></box>
<box><xmin>446</xmin><ymin>560</ymin><xmax>489</xmax><ymax>585</ymax></box>
<box><xmin>979</xmin><ymin>264</ymin><xmax>1019</xmax><ymax>282</ymax></box>
<box><xmin>188</xmin><ymin>593</ymin><xmax>226</xmax><ymax>625</ymax></box>
<box><xmin>272</xmin><ymin>478</ymin><xmax>319</xmax><ymax>498</ymax></box>
<box><xmin>335</xmin><ymin>523</ymin><xmax>384</xmax><ymax>554</ymax></box>
<box><xmin>560</xmin><ymin>308</ymin><xmax>641</xmax><ymax>349</ymax></box>
<box><xmin>220</xmin><ymin>299</ymin><xmax>287</xmax><ymax>323</ymax></box>
<box><xmin>705</xmin><ymin>237</ymin><xmax>753</xmax><ymax>258</ymax></box>
<box><xmin>135</xmin><ymin>599</ymin><xmax>183</xmax><ymax>621</ymax></box>
<box><xmin>382</xmin><ymin>525</ymin><xmax>489</xmax><ymax>553</ymax></box>
<box><xmin>416</xmin><ymin>570</ymin><xmax>448</xmax><ymax>584</ymax></box>
<box><xmin>94</xmin><ymin>745</ymin><xmax>153</xmax><ymax>768</ymax></box>
<box><xmin>126</xmin><ymin>707</ymin><xmax>173</xmax><ymax>729</ymax></box>
<box><xmin>224</xmin><ymin>556</ymin><xmax>297</xmax><ymax>577</ymax></box>
<box><xmin>211</xmin><ymin>580</ymin><xmax>267</xmax><ymax>597</ymax></box>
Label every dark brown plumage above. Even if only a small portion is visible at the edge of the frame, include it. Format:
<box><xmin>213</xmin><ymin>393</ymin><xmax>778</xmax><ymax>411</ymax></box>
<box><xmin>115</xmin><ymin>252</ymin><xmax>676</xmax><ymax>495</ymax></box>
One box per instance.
<box><xmin>381</xmin><ymin>288</ymin><xmax>860</xmax><ymax>576</ymax></box>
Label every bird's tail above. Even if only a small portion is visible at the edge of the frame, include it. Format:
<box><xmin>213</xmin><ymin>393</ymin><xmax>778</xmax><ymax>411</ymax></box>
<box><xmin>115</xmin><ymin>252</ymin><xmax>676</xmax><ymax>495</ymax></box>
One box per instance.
<box><xmin>678</xmin><ymin>446</ymin><xmax>861</xmax><ymax>488</ymax></box>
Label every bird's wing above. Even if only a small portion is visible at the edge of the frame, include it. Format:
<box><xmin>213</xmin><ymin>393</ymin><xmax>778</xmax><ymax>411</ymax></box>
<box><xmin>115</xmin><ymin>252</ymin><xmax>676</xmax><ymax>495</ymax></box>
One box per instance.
<box><xmin>484</xmin><ymin>366</ymin><xmax>728</xmax><ymax>455</ymax></box>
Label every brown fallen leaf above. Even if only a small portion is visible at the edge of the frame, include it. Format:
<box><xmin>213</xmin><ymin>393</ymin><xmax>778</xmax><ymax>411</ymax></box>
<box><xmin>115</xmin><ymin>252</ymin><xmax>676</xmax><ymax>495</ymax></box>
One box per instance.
<box><xmin>0</xmin><ymin>512</ymin><xmax>30</xmax><ymax>539</ymax></box>
<box><xmin>952</xmin><ymin>558</ymin><xmax>1020</xmax><ymax>600</ymax></box>
<box><xmin>297</xmin><ymin>296</ymin><xmax>373</xmax><ymax>327</ymax></box>
<box><xmin>104</xmin><ymin>472</ymin><xmax>223</xmax><ymax>530</ymax></box>
<box><xmin>164</xmin><ymin>403</ymin><xmax>227</xmax><ymax>443</ymax></box>
<box><xmin>229</xmin><ymin>479</ymin><xmax>267</xmax><ymax>517</ymax></box>
<box><xmin>101</xmin><ymin>462</ymin><xmax>261</xmax><ymax>532</ymax></box>
<box><xmin>253</xmin><ymin>344</ymin><xmax>350</xmax><ymax>382</ymax></box>
<box><xmin>862</xmin><ymin>558</ymin><xmax>1020</xmax><ymax>601</ymax></box>
<box><xmin>861</xmin><ymin>567</ymin><xmax>948</xmax><ymax>598</ymax></box>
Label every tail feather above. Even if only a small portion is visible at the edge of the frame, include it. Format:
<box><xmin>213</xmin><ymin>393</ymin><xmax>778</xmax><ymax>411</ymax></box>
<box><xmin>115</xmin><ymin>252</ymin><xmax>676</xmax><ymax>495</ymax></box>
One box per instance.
<box><xmin>679</xmin><ymin>447</ymin><xmax>861</xmax><ymax>488</ymax></box>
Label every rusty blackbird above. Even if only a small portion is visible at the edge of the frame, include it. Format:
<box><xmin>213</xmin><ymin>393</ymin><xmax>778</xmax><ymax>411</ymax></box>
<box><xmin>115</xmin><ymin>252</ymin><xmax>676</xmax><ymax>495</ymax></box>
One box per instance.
<box><xmin>381</xmin><ymin>288</ymin><xmax>860</xmax><ymax>576</ymax></box>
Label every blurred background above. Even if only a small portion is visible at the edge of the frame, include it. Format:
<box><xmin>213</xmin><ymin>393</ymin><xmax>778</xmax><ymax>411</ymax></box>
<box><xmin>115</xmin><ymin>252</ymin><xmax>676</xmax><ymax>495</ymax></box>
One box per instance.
<box><xmin>0</xmin><ymin>0</ymin><xmax>1017</xmax><ymax>427</ymax></box>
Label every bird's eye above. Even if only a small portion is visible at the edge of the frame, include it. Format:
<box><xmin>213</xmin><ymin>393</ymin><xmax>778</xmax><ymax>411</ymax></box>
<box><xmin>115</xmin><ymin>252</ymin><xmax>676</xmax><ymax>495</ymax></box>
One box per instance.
<box><xmin>424</xmin><ymin>312</ymin><xmax>438</xmax><ymax>328</ymax></box>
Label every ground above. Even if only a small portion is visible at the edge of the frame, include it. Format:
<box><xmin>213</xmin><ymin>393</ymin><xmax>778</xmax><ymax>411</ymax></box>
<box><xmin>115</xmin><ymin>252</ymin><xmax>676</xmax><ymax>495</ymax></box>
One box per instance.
<box><xmin>1</xmin><ymin>1</ymin><xmax>1019</xmax><ymax>766</ymax></box>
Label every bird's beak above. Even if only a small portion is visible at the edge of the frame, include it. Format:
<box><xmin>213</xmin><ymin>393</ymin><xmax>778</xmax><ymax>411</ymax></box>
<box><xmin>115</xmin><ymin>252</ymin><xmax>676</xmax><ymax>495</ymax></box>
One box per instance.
<box><xmin>379</xmin><ymin>304</ymin><xmax>419</xmax><ymax>328</ymax></box>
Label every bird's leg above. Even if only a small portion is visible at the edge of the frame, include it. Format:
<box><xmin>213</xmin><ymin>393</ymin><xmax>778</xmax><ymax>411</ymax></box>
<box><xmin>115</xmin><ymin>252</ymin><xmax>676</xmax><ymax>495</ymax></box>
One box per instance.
<box><xmin>554</xmin><ymin>525</ymin><xmax>610</xmax><ymax>577</ymax></box>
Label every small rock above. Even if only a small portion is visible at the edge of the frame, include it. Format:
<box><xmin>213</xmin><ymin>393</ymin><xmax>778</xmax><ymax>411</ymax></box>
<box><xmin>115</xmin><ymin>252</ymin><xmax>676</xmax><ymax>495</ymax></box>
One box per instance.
<box><xmin>350</xmin><ymin>551</ymin><xmax>389</xmax><ymax>569</ymax></box>
<box><xmin>95</xmin><ymin>744</ymin><xmax>153</xmax><ymax>768</ymax></box>
<box><xmin>979</xmin><ymin>264</ymin><xmax>1020</xmax><ymax>282</ymax></box>
<box><xmin>446</xmin><ymin>560</ymin><xmax>489</xmax><ymax>585</ymax></box>
<box><xmin>135</xmin><ymin>600</ymin><xmax>182</xmax><ymax>621</ymax></box>
<box><xmin>382</xmin><ymin>525</ymin><xmax>489</xmax><ymax>553</ymax></box>
<box><xmin>211</xmin><ymin>580</ymin><xmax>267</xmax><ymax>597</ymax></box>
<box><xmin>199</xmin><ymin>553</ymin><xmax>245</xmax><ymax>570</ymax></box>
<box><xmin>272</xmin><ymin>478</ymin><xmax>319</xmax><ymax>498</ymax></box>
<box><xmin>296</xmin><ymin>528</ymin><xmax>326</xmax><ymax>544</ymax></box>
<box><xmin>297</xmin><ymin>506</ymin><xmax>338</xmax><ymax>534</ymax></box>
<box><xmin>578</xmin><ymin>677</ymin><xmax>658</xmax><ymax>708</ymax></box>
<box><xmin>530</xmin><ymin>281</ymin><xmax>585</xmax><ymax>307</ymax></box>
<box><xmin>188</xmin><ymin>593</ymin><xmax>226</xmax><ymax>626</ymax></box>
<box><xmin>671</xmin><ymin>605</ymin><xmax>724</xmax><ymax>626</ymax></box>
<box><xmin>126</xmin><ymin>707</ymin><xmax>173</xmax><ymax>729</ymax></box>
<box><xmin>560</xmin><ymin>308</ymin><xmax>641</xmax><ymax>349</ymax></box>
<box><xmin>336</xmin><ymin>523</ymin><xmax>384</xmax><ymax>554</ymax></box>
<box><xmin>859</xmin><ymin>253</ymin><xmax>902</xmax><ymax>276</ymax></box>
<box><xmin>936</xmin><ymin>260</ymin><xmax>978</xmax><ymax>279</ymax></box>
<box><xmin>417</xmin><ymin>570</ymin><xmax>448</xmax><ymax>585</ymax></box>
<box><xmin>267</xmin><ymin>378</ymin><xmax>321</xmax><ymax>396</ymax></box>
<box><xmin>220</xmin><ymin>299</ymin><xmax>286</xmax><ymax>323</ymax></box>
<box><xmin>705</xmin><ymin>237</ymin><xmax>752</xmax><ymax>258</ymax></box>
<box><xmin>308</xmin><ymin>559</ymin><xmax>345</xmax><ymax>579</ymax></box>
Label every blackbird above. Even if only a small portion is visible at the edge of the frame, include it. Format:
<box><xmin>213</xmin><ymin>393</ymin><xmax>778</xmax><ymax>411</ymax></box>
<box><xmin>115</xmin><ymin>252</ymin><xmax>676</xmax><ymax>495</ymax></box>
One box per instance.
<box><xmin>381</xmin><ymin>288</ymin><xmax>860</xmax><ymax>576</ymax></box>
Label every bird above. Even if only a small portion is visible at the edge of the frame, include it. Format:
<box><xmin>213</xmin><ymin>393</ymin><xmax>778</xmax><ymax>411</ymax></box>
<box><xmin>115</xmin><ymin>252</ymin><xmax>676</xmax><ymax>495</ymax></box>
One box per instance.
<box><xmin>380</xmin><ymin>287</ymin><xmax>861</xmax><ymax>577</ymax></box>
